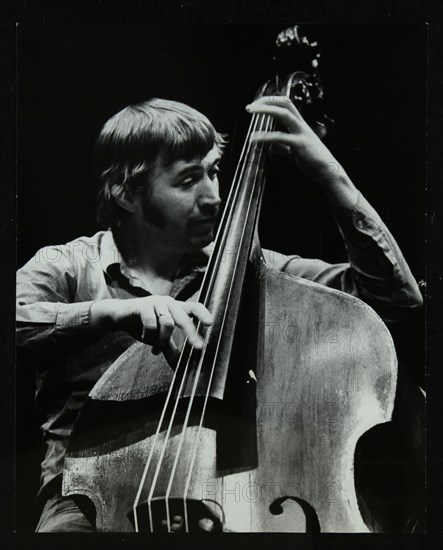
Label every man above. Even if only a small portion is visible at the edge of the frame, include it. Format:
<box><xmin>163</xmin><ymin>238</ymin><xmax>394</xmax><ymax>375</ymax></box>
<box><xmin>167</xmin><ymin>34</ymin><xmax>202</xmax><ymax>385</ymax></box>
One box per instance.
<box><xmin>16</xmin><ymin>97</ymin><xmax>423</xmax><ymax>532</ymax></box>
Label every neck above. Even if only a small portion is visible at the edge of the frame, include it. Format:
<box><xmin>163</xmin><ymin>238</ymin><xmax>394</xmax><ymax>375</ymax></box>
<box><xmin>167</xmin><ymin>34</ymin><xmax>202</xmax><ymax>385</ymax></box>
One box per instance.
<box><xmin>113</xmin><ymin>222</ymin><xmax>183</xmax><ymax>282</ymax></box>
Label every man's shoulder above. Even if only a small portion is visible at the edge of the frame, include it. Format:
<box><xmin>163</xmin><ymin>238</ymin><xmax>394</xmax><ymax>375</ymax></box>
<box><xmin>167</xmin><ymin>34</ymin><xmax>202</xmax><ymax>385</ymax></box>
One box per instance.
<box><xmin>26</xmin><ymin>231</ymin><xmax>110</xmax><ymax>270</ymax></box>
<box><xmin>63</xmin><ymin>230</ymin><xmax>117</xmax><ymax>272</ymax></box>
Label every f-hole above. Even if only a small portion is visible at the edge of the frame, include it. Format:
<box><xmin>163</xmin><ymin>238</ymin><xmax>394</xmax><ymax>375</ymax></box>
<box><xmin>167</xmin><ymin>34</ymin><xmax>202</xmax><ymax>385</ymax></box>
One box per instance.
<box><xmin>269</xmin><ymin>496</ymin><xmax>321</xmax><ymax>533</ymax></box>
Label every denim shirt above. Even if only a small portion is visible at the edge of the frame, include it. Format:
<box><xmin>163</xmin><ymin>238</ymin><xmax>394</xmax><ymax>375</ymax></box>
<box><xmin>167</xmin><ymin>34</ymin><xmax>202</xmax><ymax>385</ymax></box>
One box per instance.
<box><xmin>16</xmin><ymin>191</ymin><xmax>423</xmax><ymax>496</ymax></box>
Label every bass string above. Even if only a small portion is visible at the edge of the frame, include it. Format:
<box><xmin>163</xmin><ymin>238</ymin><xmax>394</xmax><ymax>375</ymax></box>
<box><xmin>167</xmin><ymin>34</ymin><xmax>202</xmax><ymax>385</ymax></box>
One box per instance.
<box><xmin>154</xmin><ymin>109</ymin><xmax>271</xmax><ymax>533</ymax></box>
<box><xmin>177</xmin><ymin>92</ymin><xmax>289</xmax><ymax>517</ymax></box>
<box><xmin>133</xmin><ymin>100</ymin><xmax>273</xmax><ymax>532</ymax></box>
<box><xmin>131</xmin><ymin>95</ymin><xmax>261</xmax><ymax>532</ymax></box>
<box><xmin>159</xmin><ymin>109</ymin><xmax>273</xmax><ymax>532</ymax></box>
<box><xmin>154</xmin><ymin>110</ymin><xmax>272</xmax><ymax>531</ymax></box>
<box><xmin>180</xmin><ymin>81</ymin><xmax>274</xmax><ymax>314</ymax></box>
<box><xmin>162</xmin><ymin>109</ymin><xmax>272</xmax><ymax>531</ymax></box>
<box><xmin>179</xmin><ymin>111</ymin><xmax>274</xmax><ymax>532</ymax></box>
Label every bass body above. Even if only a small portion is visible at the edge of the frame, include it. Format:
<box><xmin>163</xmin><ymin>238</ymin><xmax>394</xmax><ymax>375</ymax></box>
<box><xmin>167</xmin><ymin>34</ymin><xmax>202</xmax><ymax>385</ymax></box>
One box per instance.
<box><xmin>63</xmin><ymin>253</ymin><xmax>397</xmax><ymax>532</ymax></box>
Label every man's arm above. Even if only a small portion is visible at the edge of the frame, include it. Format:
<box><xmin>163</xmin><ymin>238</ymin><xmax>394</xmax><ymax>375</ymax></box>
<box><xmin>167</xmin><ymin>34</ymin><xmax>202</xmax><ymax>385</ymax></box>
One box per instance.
<box><xmin>17</xmin><ymin>245</ymin><xmax>212</xmax><ymax>360</ymax></box>
<box><xmin>249</xmin><ymin>96</ymin><xmax>423</xmax><ymax>323</ymax></box>
<box><xmin>263</xmin><ymin>190</ymin><xmax>423</xmax><ymax>323</ymax></box>
<box><xmin>16</xmin><ymin>245</ymin><xmax>92</xmax><ymax>348</ymax></box>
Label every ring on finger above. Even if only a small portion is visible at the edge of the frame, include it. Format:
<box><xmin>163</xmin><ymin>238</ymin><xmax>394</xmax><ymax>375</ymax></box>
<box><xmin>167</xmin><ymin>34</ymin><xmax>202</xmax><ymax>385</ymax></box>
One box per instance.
<box><xmin>156</xmin><ymin>311</ymin><xmax>174</xmax><ymax>324</ymax></box>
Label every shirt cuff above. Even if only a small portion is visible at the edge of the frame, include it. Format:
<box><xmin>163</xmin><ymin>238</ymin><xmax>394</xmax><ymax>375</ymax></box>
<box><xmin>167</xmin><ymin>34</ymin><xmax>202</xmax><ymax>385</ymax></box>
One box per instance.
<box><xmin>55</xmin><ymin>301</ymin><xmax>95</xmax><ymax>337</ymax></box>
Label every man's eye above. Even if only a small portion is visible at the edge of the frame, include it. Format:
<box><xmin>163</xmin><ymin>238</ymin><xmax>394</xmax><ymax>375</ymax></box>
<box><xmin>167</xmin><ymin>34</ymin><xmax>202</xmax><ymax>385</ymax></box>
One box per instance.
<box><xmin>209</xmin><ymin>167</ymin><xmax>221</xmax><ymax>179</ymax></box>
<box><xmin>181</xmin><ymin>176</ymin><xmax>198</xmax><ymax>187</ymax></box>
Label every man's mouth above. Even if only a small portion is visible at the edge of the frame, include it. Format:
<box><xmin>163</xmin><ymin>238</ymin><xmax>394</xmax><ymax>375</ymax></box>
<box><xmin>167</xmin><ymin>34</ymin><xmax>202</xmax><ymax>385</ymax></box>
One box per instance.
<box><xmin>189</xmin><ymin>216</ymin><xmax>218</xmax><ymax>228</ymax></box>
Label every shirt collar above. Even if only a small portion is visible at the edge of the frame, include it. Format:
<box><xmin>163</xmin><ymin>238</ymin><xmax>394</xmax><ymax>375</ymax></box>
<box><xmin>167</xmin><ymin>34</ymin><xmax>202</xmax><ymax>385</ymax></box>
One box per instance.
<box><xmin>99</xmin><ymin>229</ymin><xmax>123</xmax><ymax>276</ymax></box>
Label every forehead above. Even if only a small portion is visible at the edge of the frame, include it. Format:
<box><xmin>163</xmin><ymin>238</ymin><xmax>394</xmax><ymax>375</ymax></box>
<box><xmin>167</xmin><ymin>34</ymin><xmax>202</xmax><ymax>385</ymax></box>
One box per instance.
<box><xmin>155</xmin><ymin>144</ymin><xmax>222</xmax><ymax>176</ymax></box>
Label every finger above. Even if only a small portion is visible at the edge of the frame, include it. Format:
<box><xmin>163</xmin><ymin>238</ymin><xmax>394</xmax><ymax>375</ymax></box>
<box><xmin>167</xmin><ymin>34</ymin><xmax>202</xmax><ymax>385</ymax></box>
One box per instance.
<box><xmin>181</xmin><ymin>301</ymin><xmax>213</xmax><ymax>326</ymax></box>
<box><xmin>139</xmin><ymin>307</ymin><xmax>158</xmax><ymax>343</ymax></box>
<box><xmin>250</xmin><ymin>130</ymin><xmax>301</xmax><ymax>147</ymax></box>
<box><xmin>154</xmin><ymin>304</ymin><xmax>175</xmax><ymax>349</ymax></box>
<box><xmin>167</xmin><ymin>301</ymin><xmax>205</xmax><ymax>349</ymax></box>
<box><xmin>250</xmin><ymin>94</ymin><xmax>298</xmax><ymax>111</ymax></box>
<box><xmin>247</xmin><ymin>96</ymin><xmax>302</xmax><ymax>119</ymax></box>
<box><xmin>247</xmin><ymin>104</ymin><xmax>304</xmax><ymax>133</ymax></box>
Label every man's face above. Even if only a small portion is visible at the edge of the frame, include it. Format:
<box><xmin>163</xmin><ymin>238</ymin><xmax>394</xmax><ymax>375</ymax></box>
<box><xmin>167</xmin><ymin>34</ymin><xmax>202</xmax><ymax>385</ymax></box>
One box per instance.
<box><xmin>135</xmin><ymin>145</ymin><xmax>222</xmax><ymax>254</ymax></box>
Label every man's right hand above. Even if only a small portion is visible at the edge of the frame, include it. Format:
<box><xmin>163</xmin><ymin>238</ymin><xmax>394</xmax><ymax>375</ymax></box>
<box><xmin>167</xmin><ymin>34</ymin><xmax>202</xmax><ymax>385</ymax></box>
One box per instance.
<box><xmin>90</xmin><ymin>296</ymin><xmax>213</xmax><ymax>365</ymax></box>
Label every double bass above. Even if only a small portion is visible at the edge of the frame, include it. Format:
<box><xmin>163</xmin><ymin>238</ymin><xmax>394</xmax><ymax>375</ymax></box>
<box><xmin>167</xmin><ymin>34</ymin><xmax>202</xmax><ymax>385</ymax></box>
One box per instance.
<box><xmin>62</xmin><ymin>26</ymin><xmax>397</xmax><ymax>533</ymax></box>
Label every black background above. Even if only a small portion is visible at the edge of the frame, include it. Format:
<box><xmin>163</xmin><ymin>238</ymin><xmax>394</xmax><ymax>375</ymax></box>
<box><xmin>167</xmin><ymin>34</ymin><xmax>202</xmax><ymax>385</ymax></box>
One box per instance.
<box><xmin>8</xmin><ymin>13</ymin><xmax>438</xmax><ymax>549</ymax></box>
<box><xmin>17</xmin><ymin>24</ymin><xmax>426</xmax><ymax>277</ymax></box>
<box><xmin>16</xmin><ymin>20</ymin><xmax>426</xmax><ymax>441</ymax></box>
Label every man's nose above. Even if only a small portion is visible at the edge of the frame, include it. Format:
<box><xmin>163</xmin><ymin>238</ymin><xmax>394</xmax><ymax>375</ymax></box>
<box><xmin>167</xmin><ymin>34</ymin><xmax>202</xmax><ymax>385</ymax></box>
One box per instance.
<box><xmin>199</xmin><ymin>177</ymin><xmax>221</xmax><ymax>208</ymax></box>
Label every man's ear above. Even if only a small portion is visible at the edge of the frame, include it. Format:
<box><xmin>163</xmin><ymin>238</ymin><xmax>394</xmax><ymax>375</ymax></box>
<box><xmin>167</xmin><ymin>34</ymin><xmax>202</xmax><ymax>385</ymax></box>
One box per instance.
<box><xmin>110</xmin><ymin>187</ymin><xmax>138</xmax><ymax>213</ymax></box>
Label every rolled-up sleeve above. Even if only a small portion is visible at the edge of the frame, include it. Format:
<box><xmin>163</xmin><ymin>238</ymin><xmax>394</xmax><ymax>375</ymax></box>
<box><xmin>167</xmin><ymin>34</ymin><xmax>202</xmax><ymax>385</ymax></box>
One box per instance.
<box><xmin>264</xmin><ymin>192</ymin><xmax>423</xmax><ymax>324</ymax></box>
<box><xmin>16</xmin><ymin>246</ymin><xmax>94</xmax><ymax>349</ymax></box>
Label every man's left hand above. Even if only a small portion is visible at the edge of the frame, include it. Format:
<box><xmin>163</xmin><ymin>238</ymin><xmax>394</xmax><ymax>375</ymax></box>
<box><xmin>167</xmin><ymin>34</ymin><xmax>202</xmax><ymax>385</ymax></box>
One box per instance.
<box><xmin>247</xmin><ymin>95</ymin><xmax>341</xmax><ymax>184</ymax></box>
<box><xmin>246</xmin><ymin>95</ymin><xmax>360</xmax><ymax>209</ymax></box>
